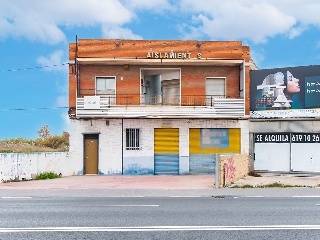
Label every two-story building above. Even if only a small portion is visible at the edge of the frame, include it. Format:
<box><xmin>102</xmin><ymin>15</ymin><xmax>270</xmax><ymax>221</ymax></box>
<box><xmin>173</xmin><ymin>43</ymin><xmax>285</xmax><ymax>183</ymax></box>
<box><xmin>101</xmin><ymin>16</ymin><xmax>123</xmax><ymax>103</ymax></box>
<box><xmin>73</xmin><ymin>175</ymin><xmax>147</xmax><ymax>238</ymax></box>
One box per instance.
<box><xmin>68</xmin><ymin>39</ymin><xmax>255</xmax><ymax>175</ymax></box>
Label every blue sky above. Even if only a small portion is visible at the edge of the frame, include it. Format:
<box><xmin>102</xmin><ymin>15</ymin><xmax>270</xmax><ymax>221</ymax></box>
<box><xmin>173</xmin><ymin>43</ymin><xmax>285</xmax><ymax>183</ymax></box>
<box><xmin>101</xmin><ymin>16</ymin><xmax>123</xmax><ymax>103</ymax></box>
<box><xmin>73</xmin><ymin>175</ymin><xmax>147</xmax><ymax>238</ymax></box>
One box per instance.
<box><xmin>0</xmin><ymin>0</ymin><xmax>320</xmax><ymax>139</ymax></box>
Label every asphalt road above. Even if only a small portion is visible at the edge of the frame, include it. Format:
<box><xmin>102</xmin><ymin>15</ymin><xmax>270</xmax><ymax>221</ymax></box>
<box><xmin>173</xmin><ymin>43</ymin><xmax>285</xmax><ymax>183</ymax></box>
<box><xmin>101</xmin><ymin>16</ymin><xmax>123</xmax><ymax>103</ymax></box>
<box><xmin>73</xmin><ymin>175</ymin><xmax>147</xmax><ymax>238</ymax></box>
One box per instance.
<box><xmin>1</xmin><ymin>196</ymin><xmax>320</xmax><ymax>239</ymax></box>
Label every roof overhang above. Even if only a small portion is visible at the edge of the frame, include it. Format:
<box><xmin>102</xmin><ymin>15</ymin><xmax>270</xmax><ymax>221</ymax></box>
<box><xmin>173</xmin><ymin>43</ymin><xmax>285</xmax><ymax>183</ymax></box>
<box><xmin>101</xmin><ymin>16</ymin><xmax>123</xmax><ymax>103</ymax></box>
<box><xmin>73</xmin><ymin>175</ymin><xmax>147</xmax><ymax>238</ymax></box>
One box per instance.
<box><xmin>74</xmin><ymin>58</ymin><xmax>244</xmax><ymax>66</ymax></box>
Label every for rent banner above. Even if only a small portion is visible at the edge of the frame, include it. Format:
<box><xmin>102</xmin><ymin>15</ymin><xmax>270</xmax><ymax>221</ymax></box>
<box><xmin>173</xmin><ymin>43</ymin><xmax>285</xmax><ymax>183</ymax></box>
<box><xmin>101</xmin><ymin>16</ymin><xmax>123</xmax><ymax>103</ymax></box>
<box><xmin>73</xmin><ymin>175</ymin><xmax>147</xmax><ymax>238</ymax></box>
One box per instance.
<box><xmin>250</xmin><ymin>65</ymin><xmax>320</xmax><ymax>118</ymax></box>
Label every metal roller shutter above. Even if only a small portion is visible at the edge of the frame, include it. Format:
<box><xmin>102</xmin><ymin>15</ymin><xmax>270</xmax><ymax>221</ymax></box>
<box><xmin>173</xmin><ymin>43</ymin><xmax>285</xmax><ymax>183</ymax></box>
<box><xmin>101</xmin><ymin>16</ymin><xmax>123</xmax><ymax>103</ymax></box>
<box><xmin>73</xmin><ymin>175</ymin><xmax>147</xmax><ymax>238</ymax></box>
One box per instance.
<box><xmin>154</xmin><ymin>128</ymin><xmax>179</xmax><ymax>175</ymax></box>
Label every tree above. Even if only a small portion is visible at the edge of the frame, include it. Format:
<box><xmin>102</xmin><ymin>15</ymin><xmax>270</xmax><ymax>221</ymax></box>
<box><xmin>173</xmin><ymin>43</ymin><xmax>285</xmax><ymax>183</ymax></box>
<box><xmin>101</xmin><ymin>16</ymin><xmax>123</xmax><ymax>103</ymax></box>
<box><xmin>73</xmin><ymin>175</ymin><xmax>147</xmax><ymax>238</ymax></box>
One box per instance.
<box><xmin>37</xmin><ymin>124</ymin><xmax>50</xmax><ymax>139</ymax></box>
<box><xmin>62</xmin><ymin>131</ymin><xmax>70</xmax><ymax>140</ymax></box>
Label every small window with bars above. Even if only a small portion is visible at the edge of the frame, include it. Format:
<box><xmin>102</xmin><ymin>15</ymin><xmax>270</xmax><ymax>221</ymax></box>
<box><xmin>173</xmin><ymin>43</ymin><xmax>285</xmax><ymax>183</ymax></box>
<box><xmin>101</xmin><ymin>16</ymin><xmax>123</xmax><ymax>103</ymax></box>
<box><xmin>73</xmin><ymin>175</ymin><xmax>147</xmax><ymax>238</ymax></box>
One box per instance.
<box><xmin>126</xmin><ymin>128</ymin><xmax>140</xmax><ymax>150</ymax></box>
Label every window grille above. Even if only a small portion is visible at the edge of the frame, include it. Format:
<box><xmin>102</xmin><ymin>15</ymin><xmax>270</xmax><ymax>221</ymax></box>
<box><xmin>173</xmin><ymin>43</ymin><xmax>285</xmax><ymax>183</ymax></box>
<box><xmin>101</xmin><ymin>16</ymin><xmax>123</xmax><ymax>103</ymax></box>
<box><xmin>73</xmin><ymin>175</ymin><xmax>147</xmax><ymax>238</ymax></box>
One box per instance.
<box><xmin>126</xmin><ymin>128</ymin><xmax>140</xmax><ymax>150</ymax></box>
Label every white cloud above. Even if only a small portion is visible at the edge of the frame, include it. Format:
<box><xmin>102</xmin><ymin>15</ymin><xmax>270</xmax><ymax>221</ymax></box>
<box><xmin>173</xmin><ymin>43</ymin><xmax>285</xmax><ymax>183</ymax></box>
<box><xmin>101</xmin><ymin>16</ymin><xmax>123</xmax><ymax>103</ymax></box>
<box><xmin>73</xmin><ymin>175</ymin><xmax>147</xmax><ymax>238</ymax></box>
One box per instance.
<box><xmin>0</xmin><ymin>0</ymin><xmax>134</xmax><ymax>44</ymax></box>
<box><xmin>2</xmin><ymin>0</ymin><xmax>320</xmax><ymax>46</ymax></box>
<box><xmin>36</xmin><ymin>50</ymin><xmax>67</xmax><ymax>72</ymax></box>
<box><xmin>37</xmin><ymin>50</ymin><xmax>69</xmax><ymax>116</ymax></box>
<box><xmin>61</xmin><ymin>112</ymin><xmax>71</xmax><ymax>133</ymax></box>
<box><xmin>250</xmin><ymin>49</ymin><xmax>265</xmax><ymax>67</ymax></box>
<box><xmin>288</xmin><ymin>26</ymin><xmax>308</xmax><ymax>39</ymax></box>
<box><xmin>179</xmin><ymin>1</ymin><xmax>296</xmax><ymax>43</ymax></box>
<box><xmin>102</xmin><ymin>25</ymin><xmax>143</xmax><ymax>39</ymax></box>
<box><xmin>177</xmin><ymin>25</ymin><xmax>202</xmax><ymax>40</ymax></box>
<box><xmin>55</xmin><ymin>95</ymin><xmax>68</xmax><ymax>108</ymax></box>
<box><xmin>124</xmin><ymin>0</ymin><xmax>174</xmax><ymax>12</ymax></box>
<box><xmin>178</xmin><ymin>0</ymin><xmax>320</xmax><ymax>43</ymax></box>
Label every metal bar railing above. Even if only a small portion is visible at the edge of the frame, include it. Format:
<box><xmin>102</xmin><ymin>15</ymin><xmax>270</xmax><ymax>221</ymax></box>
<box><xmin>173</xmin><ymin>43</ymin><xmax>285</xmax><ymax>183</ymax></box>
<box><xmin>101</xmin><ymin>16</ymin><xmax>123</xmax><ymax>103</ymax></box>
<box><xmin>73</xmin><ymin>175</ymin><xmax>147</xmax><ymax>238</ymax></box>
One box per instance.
<box><xmin>77</xmin><ymin>94</ymin><xmax>242</xmax><ymax>107</ymax></box>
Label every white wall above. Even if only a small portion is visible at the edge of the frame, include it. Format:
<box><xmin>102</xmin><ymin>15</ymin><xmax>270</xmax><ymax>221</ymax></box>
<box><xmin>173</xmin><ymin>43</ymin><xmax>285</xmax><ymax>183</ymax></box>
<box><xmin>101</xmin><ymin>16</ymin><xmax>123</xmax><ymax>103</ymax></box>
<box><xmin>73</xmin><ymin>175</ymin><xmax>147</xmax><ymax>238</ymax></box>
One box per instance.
<box><xmin>0</xmin><ymin>152</ymin><xmax>71</xmax><ymax>181</ymax></box>
<box><xmin>69</xmin><ymin>119</ymin><xmax>123</xmax><ymax>175</ymax></box>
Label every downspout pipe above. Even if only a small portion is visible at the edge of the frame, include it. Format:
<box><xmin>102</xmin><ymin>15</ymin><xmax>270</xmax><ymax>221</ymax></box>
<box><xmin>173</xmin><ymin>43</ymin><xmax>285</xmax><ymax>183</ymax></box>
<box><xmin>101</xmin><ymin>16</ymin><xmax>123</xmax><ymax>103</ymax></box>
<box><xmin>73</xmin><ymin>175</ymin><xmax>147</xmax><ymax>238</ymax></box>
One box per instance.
<box><xmin>122</xmin><ymin>118</ymin><xmax>124</xmax><ymax>175</ymax></box>
<box><xmin>76</xmin><ymin>35</ymin><xmax>79</xmax><ymax>97</ymax></box>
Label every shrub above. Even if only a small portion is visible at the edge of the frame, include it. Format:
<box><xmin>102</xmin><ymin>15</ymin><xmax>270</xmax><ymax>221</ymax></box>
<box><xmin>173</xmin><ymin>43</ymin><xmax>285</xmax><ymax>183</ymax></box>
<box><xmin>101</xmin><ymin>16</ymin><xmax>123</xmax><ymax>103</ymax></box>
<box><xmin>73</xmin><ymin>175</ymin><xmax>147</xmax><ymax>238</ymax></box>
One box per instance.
<box><xmin>36</xmin><ymin>171</ymin><xmax>60</xmax><ymax>180</ymax></box>
<box><xmin>0</xmin><ymin>130</ymin><xmax>69</xmax><ymax>153</ymax></box>
<box><xmin>40</xmin><ymin>135</ymin><xmax>68</xmax><ymax>149</ymax></box>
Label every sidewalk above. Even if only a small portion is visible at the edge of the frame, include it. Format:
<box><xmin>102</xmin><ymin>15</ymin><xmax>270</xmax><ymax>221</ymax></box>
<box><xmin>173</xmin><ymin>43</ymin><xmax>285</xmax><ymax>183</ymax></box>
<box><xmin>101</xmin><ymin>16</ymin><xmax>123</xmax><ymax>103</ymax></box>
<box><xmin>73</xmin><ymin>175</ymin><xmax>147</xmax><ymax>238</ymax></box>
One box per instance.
<box><xmin>0</xmin><ymin>173</ymin><xmax>319</xmax><ymax>190</ymax></box>
<box><xmin>0</xmin><ymin>175</ymin><xmax>215</xmax><ymax>190</ymax></box>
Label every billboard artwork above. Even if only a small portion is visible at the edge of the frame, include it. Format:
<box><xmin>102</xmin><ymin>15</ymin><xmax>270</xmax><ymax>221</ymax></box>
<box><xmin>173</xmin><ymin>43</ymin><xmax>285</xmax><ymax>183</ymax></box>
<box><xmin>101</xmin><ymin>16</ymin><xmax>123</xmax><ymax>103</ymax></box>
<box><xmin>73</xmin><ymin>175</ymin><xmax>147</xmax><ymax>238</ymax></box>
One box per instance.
<box><xmin>250</xmin><ymin>65</ymin><xmax>320</xmax><ymax>118</ymax></box>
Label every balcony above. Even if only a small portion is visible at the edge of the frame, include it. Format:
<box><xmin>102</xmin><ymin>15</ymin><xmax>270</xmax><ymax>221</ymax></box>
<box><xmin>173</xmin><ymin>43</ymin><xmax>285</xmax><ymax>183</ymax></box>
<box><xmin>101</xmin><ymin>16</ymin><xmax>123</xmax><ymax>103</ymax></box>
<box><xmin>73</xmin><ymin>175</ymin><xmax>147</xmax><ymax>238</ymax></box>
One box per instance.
<box><xmin>75</xmin><ymin>95</ymin><xmax>245</xmax><ymax>119</ymax></box>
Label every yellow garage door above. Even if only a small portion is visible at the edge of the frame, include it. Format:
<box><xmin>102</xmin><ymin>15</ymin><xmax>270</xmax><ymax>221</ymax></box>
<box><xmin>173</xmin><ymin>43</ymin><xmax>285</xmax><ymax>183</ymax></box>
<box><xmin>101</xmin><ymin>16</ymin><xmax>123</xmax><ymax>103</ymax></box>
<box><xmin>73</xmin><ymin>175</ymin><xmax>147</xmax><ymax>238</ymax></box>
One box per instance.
<box><xmin>154</xmin><ymin>128</ymin><xmax>179</xmax><ymax>175</ymax></box>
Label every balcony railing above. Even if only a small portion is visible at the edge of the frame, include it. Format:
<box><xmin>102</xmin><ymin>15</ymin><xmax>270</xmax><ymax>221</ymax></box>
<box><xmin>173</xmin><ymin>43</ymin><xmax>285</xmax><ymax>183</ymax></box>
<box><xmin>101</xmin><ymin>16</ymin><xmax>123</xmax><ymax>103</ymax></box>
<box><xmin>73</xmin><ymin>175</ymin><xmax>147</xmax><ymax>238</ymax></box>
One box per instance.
<box><xmin>75</xmin><ymin>94</ymin><xmax>245</xmax><ymax>118</ymax></box>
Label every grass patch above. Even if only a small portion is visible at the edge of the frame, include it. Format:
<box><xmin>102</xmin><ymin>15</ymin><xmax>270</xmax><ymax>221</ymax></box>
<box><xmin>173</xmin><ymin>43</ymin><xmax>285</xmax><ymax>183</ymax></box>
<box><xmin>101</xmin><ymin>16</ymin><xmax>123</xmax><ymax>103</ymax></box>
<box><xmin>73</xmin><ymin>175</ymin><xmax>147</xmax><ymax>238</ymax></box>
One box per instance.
<box><xmin>2</xmin><ymin>178</ymin><xmax>31</xmax><ymax>183</ymax></box>
<box><xmin>232</xmin><ymin>184</ymin><xmax>256</xmax><ymax>188</ymax></box>
<box><xmin>36</xmin><ymin>172</ymin><xmax>60</xmax><ymax>180</ymax></box>
<box><xmin>231</xmin><ymin>182</ymin><xmax>311</xmax><ymax>188</ymax></box>
<box><xmin>1</xmin><ymin>172</ymin><xmax>61</xmax><ymax>183</ymax></box>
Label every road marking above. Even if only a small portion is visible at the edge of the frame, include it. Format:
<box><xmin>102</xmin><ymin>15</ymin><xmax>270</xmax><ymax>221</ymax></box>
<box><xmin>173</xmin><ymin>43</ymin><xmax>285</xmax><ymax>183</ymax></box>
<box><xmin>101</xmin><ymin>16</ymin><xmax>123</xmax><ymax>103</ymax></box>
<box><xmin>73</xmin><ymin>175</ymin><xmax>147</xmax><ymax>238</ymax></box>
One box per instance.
<box><xmin>170</xmin><ymin>196</ymin><xmax>202</xmax><ymax>198</ymax></box>
<box><xmin>80</xmin><ymin>205</ymin><xmax>159</xmax><ymax>207</ymax></box>
<box><xmin>243</xmin><ymin>196</ymin><xmax>264</xmax><ymax>198</ymax></box>
<box><xmin>1</xmin><ymin>225</ymin><xmax>320</xmax><ymax>232</ymax></box>
<box><xmin>292</xmin><ymin>196</ymin><xmax>320</xmax><ymax>198</ymax></box>
<box><xmin>110</xmin><ymin>196</ymin><xmax>144</xmax><ymax>198</ymax></box>
<box><xmin>108</xmin><ymin>205</ymin><xmax>159</xmax><ymax>207</ymax></box>
<box><xmin>1</xmin><ymin>197</ymin><xmax>32</xmax><ymax>199</ymax></box>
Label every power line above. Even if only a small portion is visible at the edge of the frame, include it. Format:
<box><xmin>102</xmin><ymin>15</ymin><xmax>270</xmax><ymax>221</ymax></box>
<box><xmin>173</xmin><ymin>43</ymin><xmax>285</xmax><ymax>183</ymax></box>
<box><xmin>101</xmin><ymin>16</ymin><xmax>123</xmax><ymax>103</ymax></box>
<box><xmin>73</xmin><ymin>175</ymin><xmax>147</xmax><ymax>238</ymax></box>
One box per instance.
<box><xmin>0</xmin><ymin>107</ymin><xmax>68</xmax><ymax>111</ymax></box>
<box><xmin>0</xmin><ymin>63</ymin><xmax>69</xmax><ymax>73</ymax></box>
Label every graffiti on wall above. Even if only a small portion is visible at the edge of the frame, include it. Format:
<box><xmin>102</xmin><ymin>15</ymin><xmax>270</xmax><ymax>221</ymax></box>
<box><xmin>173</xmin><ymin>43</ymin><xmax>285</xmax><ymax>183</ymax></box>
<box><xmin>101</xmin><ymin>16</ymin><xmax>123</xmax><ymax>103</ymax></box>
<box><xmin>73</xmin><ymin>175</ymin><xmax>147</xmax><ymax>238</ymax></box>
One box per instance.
<box><xmin>224</xmin><ymin>157</ymin><xmax>236</xmax><ymax>182</ymax></box>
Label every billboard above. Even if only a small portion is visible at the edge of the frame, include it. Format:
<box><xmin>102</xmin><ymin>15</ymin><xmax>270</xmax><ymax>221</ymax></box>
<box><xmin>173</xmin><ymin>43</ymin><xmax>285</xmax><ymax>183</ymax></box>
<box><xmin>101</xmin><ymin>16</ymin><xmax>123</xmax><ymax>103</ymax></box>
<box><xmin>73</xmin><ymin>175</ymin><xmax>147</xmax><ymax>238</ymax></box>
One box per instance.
<box><xmin>250</xmin><ymin>65</ymin><xmax>320</xmax><ymax>118</ymax></box>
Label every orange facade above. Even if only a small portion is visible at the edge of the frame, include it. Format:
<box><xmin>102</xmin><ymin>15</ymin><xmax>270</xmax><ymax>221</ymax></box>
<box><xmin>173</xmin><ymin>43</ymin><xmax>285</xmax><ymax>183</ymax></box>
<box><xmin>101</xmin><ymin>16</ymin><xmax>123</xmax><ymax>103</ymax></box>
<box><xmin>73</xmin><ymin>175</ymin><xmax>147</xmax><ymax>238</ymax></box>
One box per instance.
<box><xmin>69</xmin><ymin>39</ymin><xmax>252</xmax><ymax>115</ymax></box>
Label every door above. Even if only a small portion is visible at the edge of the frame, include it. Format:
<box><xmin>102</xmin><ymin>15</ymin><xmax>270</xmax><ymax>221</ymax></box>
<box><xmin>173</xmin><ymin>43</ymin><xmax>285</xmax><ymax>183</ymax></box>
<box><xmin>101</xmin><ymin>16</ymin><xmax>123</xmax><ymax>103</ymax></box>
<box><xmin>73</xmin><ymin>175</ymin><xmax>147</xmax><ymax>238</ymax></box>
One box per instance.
<box><xmin>254</xmin><ymin>133</ymin><xmax>290</xmax><ymax>172</ymax></box>
<box><xmin>291</xmin><ymin>133</ymin><xmax>320</xmax><ymax>172</ymax></box>
<box><xmin>145</xmin><ymin>75</ymin><xmax>161</xmax><ymax>104</ymax></box>
<box><xmin>206</xmin><ymin>78</ymin><xmax>225</xmax><ymax>97</ymax></box>
<box><xmin>154</xmin><ymin>128</ymin><xmax>179</xmax><ymax>175</ymax></box>
<box><xmin>162</xmin><ymin>79</ymin><xmax>180</xmax><ymax>105</ymax></box>
<box><xmin>84</xmin><ymin>135</ymin><xmax>99</xmax><ymax>174</ymax></box>
<box><xmin>206</xmin><ymin>78</ymin><xmax>226</xmax><ymax>105</ymax></box>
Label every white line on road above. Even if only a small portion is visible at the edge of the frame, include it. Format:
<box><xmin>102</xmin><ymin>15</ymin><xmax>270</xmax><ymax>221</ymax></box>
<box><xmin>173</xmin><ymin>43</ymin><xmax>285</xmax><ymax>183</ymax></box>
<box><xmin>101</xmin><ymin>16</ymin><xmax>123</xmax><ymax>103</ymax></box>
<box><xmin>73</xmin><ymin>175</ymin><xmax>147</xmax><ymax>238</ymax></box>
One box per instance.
<box><xmin>110</xmin><ymin>196</ymin><xmax>145</xmax><ymax>198</ymax></box>
<box><xmin>106</xmin><ymin>205</ymin><xmax>159</xmax><ymax>207</ymax></box>
<box><xmin>292</xmin><ymin>196</ymin><xmax>320</xmax><ymax>198</ymax></box>
<box><xmin>170</xmin><ymin>196</ymin><xmax>202</xmax><ymax>198</ymax></box>
<box><xmin>243</xmin><ymin>196</ymin><xmax>264</xmax><ymax>198</ymax></box>
<box><xmin>1</xmin><ymin>225</ymin><xmax>320</xmax><ymax>232</ymax></box>
<box><xmin>80</xmin><ymin>205</ymin><xmax>159</xmax><ymax>207</ymax></box>
<box><xmin>1</xmin><ymin>197</ymin><xmax>32</xmax><ymax>199</ymax></box>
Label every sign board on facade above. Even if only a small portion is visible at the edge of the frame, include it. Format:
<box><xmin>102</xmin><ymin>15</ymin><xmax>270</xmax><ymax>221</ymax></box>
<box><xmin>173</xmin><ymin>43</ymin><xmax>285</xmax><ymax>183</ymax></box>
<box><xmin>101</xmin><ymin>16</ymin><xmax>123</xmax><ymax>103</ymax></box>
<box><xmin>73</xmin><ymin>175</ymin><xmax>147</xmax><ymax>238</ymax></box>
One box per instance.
<box><xmin>254</xmin><ymin>132</ymin><xmax>320</xmax><ymax>172</ymax></box>
<box><xmin>146</xmin><ymin>52</ymin><xmax>202</xmax><ymax>59</ymax></box>
<box><xmin>84</xmin><ymin>96</ymin><xmax>100</xmax><ymax>109</ymax></box>
<box><xmin>250</xmin><ymin>65</ymin><xmax>320</xmax><ymax>118</ymax></box>
<box><xmin>255</xmin><ymin>133</ymin><xmax>290</xmax><ymax>143</ymax></box>
<box><xmin>255</xmin><ymin>133</ymin><xmax>320</xmax><ymax>143</ymax></box>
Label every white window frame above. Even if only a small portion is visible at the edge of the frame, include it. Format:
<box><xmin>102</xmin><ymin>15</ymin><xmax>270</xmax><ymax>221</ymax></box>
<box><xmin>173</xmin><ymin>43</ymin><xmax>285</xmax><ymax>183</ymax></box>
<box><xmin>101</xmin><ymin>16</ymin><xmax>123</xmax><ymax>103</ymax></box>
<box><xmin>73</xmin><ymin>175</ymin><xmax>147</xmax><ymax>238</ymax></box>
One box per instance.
<box><xmin>126</xmin><ymin>128</ymin><xmax>140</xmax><ymax>150</ymax></box>
<box><xmin>95</xmin><ymin>76</ymin><xmax>116</xmax><ymax>95</ymax></box>
<box><xmin>205</xmin><ymin>77</ymin><xmax>226</xmax><ymax>98</ymax></box>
